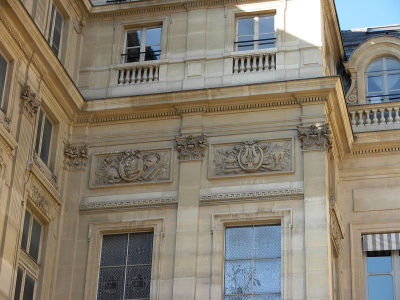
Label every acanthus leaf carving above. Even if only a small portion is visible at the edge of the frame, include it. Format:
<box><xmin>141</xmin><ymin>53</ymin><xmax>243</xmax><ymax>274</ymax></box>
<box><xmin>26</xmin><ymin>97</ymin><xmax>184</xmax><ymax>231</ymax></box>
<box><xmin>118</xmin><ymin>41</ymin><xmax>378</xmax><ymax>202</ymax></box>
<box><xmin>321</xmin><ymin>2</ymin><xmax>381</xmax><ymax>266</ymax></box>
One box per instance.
<box><xmin>211</xmin><ymin>139</ymin><xmax>292</xmax><ymax>177</ymax></box>
<box><xmin>20</xmin><ymin>84</ymin><xmax>40</xmax><ymax>119</ymax></box>
<box><xmin>63</xmin><ymin>143</ymin><xmax>89</xmax><ymax>170</ymax></box>
<box><xmin>175</xmin><ymin>134</ymin><xmax>207</xmax><ymax>161</ymax></box>
<box><xmin>92</xmin><ymin>149</ymin><xmax>171</xmax><ymax>187</ymax></box>
<box><xmin>297</xmin><ymin>124</ymin><xmax>332</xmax><ymax>151</ymax></box>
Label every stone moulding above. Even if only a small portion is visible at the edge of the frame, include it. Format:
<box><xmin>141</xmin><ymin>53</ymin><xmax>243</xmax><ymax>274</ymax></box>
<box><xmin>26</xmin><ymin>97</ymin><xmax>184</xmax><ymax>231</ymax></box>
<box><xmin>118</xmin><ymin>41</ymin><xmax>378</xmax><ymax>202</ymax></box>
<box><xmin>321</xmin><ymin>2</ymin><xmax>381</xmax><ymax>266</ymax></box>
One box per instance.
<box><xmin>63</xmin><ymin>143</ymin><xmax>89</xmax><ymax>170</ymax></box>
<box><xmin>89</xmin><ymin>148</ymin><xmax>172</xmax><ymax>188</ymax></box>
<box><xmin>28</xmin><ymin>180</ymin><xmax>61</xmax><ymax>221</ymax></box>
<box><xmin>31</xmin><ymin>153</ymin><xmax>58</xmax><ymax>190</ymax></box>
<box><xmin>200</xmin><ymin>188</ymin><xmax>304</xmax><ymax>203</ymax></box>
<box><xmin>330</xmin><ymin>197</ymin><xmax>345</xmax><ymax>254</ymax></box>
<box><xmin>79</xmin><ymin>197</ymin><xmax>178</xmax><ymax>212</ymax></box>
<box><xmin>297</xmin><ymin>124</ymin><xmax>332</xmax><ymax>151</ymax></box>
<box><xmin>175</xmin><ymin>134</ymin><xmax>207</xmax><ymax>161</ymax></box>
<box><xmin>209</xmin><ymin>138</ymin><xmax>293</xmax><ymax>178</ymax></box>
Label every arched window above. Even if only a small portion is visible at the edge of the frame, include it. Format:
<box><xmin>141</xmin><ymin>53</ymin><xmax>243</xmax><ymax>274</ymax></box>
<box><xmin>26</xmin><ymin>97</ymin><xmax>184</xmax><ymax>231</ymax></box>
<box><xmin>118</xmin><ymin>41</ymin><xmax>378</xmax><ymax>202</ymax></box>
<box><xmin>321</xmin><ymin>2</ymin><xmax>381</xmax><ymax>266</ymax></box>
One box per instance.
<box><xmin>366</xmin><ymin>57</ymin><xmax>400</xmax><ymax>103</ymax></box>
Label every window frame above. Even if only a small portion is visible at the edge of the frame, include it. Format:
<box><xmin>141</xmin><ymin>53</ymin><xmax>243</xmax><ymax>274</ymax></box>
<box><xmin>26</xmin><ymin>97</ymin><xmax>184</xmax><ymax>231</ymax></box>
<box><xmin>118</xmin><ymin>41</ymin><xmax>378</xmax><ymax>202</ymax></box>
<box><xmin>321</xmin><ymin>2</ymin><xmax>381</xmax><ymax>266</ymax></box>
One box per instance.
<box><xmin>47</xmin><ymin>2</ymin><xmax>64</xmax><ymax>58</ymax></box>
<box><xmin>122</xmin><ymin>26</ymin><xmax>162</xmax><ymax>64</ymax></box>
<box><xmin>34</xmin><ymin>108</ymin><xmax>54</xmax><ymax>167</ymax></box>
<box><xmin>235</xmin><ymin>14</ymin><xmax>276</xmax><ymax>52</ymax></box>
<box><xmin>0</xmin><ymin>51</ymin><xmax>9</xmax><ymax>109</ymax></box>
<box><xmin>365</xmin><ymin>56</ymin><xmax>400</xmax><ymax>103</ymax></box>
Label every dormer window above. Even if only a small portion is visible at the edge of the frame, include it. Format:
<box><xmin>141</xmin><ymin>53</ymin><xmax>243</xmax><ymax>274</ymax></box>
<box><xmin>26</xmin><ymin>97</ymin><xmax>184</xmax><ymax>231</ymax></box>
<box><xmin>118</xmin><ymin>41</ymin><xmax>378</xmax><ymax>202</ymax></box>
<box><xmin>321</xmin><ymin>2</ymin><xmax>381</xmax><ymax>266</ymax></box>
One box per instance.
<box><xmin>366</xmin><ymin>57</ymin><xmax>400</xmax><ymax>103</ymax></box>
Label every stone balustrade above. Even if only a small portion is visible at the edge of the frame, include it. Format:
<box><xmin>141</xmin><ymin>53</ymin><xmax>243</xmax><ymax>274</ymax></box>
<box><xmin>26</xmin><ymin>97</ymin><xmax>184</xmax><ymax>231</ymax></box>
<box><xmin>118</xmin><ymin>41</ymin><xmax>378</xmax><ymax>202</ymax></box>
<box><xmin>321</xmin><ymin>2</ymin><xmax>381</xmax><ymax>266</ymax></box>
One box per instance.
<box><xmin>117</xmin><ymin>64</ymin><xmax>160</xmax><ymax>85</ymax></box>
<box><xmin>232</xmin><ymin>52</ymin><xmax>276</xmax><ymax>74</ymax></box>
<box><xmin>348</xmin><ymin>102</ymin><xmax>400</xmax><ymax>132</ymax></box>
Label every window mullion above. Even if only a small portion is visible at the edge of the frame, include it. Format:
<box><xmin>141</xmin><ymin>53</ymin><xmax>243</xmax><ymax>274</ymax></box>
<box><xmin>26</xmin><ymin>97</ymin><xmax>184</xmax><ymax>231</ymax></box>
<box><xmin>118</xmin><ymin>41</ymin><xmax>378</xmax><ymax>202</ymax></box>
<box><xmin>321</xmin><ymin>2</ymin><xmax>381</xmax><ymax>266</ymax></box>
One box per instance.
<box><xmin>38</xmin><ymin>113</ymin><xmax>45</xmax><ymax>157</ymax></box>
<box><xmin>123</xmin><ymin>233</ymin><xmax>130</xmax><ymax>300</ymax></box>
<box><xmin>254</xmin><ymin>17</ymin><xmax>259</xmax><ymax>51</ymax></box>
<box><xmin>19</xmin><ymin>270</ymin><xmax>26</xmax><ymax>300</ymax></box>
<box><xmin>140</xmin><ymin>29</ymin><xmax>146</xmax><ymax>62</ymax></box>
<box><xmin>26</xmin><ymin>213</ymin><xmax>33</xmax><ymax>254</ymax></box>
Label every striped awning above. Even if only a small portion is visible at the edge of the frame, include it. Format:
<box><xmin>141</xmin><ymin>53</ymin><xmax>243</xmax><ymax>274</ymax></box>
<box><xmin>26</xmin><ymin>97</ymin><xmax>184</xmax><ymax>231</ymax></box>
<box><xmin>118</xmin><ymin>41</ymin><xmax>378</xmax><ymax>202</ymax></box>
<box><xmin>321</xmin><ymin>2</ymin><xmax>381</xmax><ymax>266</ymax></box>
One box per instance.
<box><xmin>362</xmin><ymin>233</ymin><xmax>400</xmax><ymax>251</ymax></box>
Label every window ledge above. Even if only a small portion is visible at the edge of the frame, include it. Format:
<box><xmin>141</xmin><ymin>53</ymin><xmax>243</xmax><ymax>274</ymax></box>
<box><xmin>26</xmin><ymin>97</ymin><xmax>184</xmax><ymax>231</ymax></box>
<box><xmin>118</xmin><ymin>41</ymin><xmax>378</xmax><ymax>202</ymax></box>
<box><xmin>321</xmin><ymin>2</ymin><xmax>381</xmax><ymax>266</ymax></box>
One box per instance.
<box><xmin>224</xmin><ymin>48</ymin><xmax>278</xmax><ymax>58</ymax></box>
<box><xmin>111</xmin><ymin>59</ymin><xmax>168</xmax><ymax>70</ymax></box>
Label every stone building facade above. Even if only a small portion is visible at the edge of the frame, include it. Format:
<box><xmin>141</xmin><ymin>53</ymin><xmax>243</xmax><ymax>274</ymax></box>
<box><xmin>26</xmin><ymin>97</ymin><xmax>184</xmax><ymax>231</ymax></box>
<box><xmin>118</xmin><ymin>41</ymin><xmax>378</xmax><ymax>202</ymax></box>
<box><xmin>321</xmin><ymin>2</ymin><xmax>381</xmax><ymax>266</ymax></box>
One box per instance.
<box><xmin>0</xmin><ymin>0</ymin><xmax>398</xmax><ymax>299</ymax></box>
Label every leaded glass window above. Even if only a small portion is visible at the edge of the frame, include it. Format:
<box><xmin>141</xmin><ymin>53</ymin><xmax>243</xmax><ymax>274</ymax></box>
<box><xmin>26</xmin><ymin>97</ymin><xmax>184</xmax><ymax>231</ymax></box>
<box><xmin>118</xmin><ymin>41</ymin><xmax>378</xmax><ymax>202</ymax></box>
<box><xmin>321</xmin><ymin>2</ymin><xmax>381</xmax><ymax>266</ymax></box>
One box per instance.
<box><xmin>224</xmin><ymin>225</ymin><xmax>281</xmax><ymax>299</ymax></box>
<box><xmin>97</xmin><ymin>232</ymin><xmax>153</xmax><ymax>300</ymax></box>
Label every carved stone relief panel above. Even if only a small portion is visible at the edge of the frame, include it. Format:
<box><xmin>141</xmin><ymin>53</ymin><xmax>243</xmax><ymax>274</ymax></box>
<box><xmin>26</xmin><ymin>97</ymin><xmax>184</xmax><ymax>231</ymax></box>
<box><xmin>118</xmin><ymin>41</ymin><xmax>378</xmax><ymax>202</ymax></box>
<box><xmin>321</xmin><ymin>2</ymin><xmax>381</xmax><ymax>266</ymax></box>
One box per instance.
<box><xmin>63</xmin><ymin>143</ymin><xmax>89</xmax><ymax>170</ymax></box>
<box><xmin>90</xmin><ymin>148</ymin><xmax>172</xmax><ymax>188</ymax></box>
<box><xmin>175</xmin><ymin>134</ymin><xmax>207</xmax><ymax>161</ymax></box>
<box><xmin>209</xmin><ymin>138</ymin><xmax>293</xmax><ymax>178</ymax></box>
<box><xmin>297</xmin><ymin>124</ymin><xmax>332</xmax><ymax>151</ymax></box>
<box><xmin>29</xmin><ymin>183</ymin><xmax>59</xmax><ymax>220</ymax></box>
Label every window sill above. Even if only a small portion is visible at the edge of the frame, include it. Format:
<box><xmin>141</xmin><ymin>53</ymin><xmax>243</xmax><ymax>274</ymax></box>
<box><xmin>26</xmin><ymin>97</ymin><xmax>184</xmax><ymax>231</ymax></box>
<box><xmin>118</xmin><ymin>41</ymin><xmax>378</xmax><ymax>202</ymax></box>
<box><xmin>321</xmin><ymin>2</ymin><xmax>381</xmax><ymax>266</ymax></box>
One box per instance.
<box><xmin>224</xmin><ymin>47</ymin><xmax>277</xmax><ymax>58</ymax></box>
<box><xmin>111</xmin><ymin>59</ymin><xmax>168</xmax><ymax>70</ymax></box>
<box><xmin>19</xmin><ymin>249</ymin><xmax>40</xmax><ymax>279</ymax></box>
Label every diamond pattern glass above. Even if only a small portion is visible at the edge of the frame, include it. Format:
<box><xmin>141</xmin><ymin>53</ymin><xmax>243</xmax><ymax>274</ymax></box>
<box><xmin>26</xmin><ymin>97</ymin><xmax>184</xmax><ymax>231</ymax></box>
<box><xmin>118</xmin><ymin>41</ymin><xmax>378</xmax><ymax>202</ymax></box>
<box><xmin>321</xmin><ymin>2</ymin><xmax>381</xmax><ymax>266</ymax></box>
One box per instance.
<box><xmin>125</xmin><ymin>266</ymin><xmax>152</xmax><ymax>299</ymax></box>
<box><xmin>253</xmin><ymin>294</ymin><xmax>281</xmax><ymax>300</ymax></box>
<box><xmin>100</xmin><ymin>234</ymin><xmax>128</xmax><ymax>267</ymax></box>
<box><xmin>253</xmin><ymin>259</ymin><xmax>281</xmax><ymax>293</ymax></box>
<box><xmin>254</xmin><ymin>225</ymin><xmax>281</xmax><ymax>258</ymax></box>
<box><xmin>226</xmin><ymin>227</ymin><xmax>252</xmax><ymax>259</ymax></box>
<box><xmin>128</xmin><ymin>232</ymin><xmax>153</xmax><ymax>265</ymax></box>
<box><xmin>97</xmin><ymin>267</ymin><xmax>125</xmax><ymax>300</ymax></box>
<box><xmin>224</xmin><ymin>260</ymin><xmax>252</xmax><ymax>295</ymax></box>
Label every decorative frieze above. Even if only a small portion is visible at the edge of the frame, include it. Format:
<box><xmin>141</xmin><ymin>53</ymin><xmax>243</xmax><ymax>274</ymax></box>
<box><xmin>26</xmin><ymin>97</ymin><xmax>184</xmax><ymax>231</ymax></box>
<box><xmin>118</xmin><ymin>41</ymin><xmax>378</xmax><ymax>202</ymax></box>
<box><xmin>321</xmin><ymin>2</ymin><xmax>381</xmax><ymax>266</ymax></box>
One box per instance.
<box><xmin>90</xmin><ymin>148</ymin><xmax>171</xmax><ymax>187</ymax></box>
<box><xmin>31</xmin><ymin>153</ymin><xmax>58</xmax><ymax>190</ymax></box>
<box><xmin>20</xmin><ymin>84</ymin><xmax>40</xmax><ymax>119</ymax></box>
<box><xmin>30</xmin><ymin>184</ymin><xmax>55</xmax><ymax>220</ymax></box>
<box><xmin>80</xmin><ymin>197</ymin><xmax>178</xmax><ymax>212</ymax></box>
<box><xmin>175</xmin><ymin>134</ymin><xmax>207</xmax><ymax>161</ymax></box>
<box><xmin>210</xmin><ymin>139</ymin><xmax>293</xmax><ymax>178</ymax></box>
<box><xmin>297</xmin><ymin>124</ymin><xmax>332</xmax><ymax>151</ymax></box>
<box><xmin>329</xmin><ymin>197</ymin><xmax>345</xmax><ymax>254</ymax></box>
<box><xmin>64</xmin><ymin>143</ymin><xmax>89</xmax><ymax>170</ymax></box>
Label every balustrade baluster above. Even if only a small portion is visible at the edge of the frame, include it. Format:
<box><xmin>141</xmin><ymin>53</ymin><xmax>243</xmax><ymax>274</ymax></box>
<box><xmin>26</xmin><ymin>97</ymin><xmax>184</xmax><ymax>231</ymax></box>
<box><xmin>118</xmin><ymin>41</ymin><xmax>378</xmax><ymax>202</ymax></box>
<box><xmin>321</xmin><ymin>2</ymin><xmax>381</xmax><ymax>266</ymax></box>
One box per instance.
<box><xmin>372</xmin><ymin>109</ymin><xmax>378</xmax><ymax>125</ymax></box>
<box><xmin>138</xmin><ymin>67</ymin><xmax>143</xmax><ymax>83</ymax></box>
<box><xmin>132</xmin><ymin>67</ymin><xmax>138</xmax><ymax>83</ymax></box>
<box><xmin>118</xmin><ymin>69</ymin><xmax>124</xmax><ymax>85</ymax></box>
<box><xmin>388</xmin><ymin>108</ymin><xmax>394</xmax><ymax>123</ymax></box>
<box><xmin>270</xmin><ymin>54</ymin><xmax>276</xmax><ymax>70</ymax></box>
<box><xmin>239</xmin><ymin>57</ymin><xmax>245</xmax><ymax>73</ymax></box>
<box><xmin>395</xmin><ymin>108</ymin><xmax>400</xmax><ymax>123</ymax></box>
<box><xmin>154</xmin><ymin>66</ymin><xmax>159</xmax><ymax>81</ymax></box>
<box><xmin>350</xmin><ymin>111</ymin><xmax>356</xmax><ymax>126</ymax></box>
<box><xmin>123</xmin><ymin>69</ymin><xmax>129</xmax><ymax>84</ymax></box>
<box><xmin>379</xmin><ymin>108</ymin><xmax>386</xmax><ymax>124</ymax></box>
<box><xmin>357</xmin><ymin>111</ymin><xmax>364</xmax><ymax>126</ymax></box>
<box><xmin>233</xmin><ymin>58</ymin><xmax>239</xmax><ymax>74</ymax></box>
<box><xmin>365</xmin><ymin>110</ymin><xmax>371</xmax><ymax>125</ymax></box>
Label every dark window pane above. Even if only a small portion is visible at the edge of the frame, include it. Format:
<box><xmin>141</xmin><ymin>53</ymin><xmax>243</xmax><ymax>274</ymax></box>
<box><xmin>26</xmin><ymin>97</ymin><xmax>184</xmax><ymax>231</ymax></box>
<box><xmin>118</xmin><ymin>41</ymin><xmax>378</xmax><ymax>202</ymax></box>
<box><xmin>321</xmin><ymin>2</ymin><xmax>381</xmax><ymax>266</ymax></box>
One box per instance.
<box><xmin>253</xmin><ymin>258</ymin><xmax>281</xmax><ymax>293</ymax></box>
<box><xmin>146</xmin><ymin>28</ymin><xmax>161</xmax><ymax>46</ymax></box>
<box><xmin>14</xmin><ymin>268</ymin><xmax>23</xmax><ymax>300</ymax></box>
<box><xmin>126</xmin><ymin>48</ymin><xmax>140</xmax><ymax>63</ymax></box>
<box><xmin>29</xmin><ymin>218</ymin><xmax>41</xmax><ymax>262</ymax></box>
<box><xmin>47</xmin><ymin>5</ymin><xmax>55</xmax><ymax>44</ymax></box>
<box><xmin>367</xmin><ymin>250</ymin><xmax>392</xmax><ymax>273</ymax></box>
<box><xmin>21</xmin><ymin>211</ymin><xmax>31</xmax><ymax>251</ymax></box>
<box><xmin>225</xmin><ymin>227</ymin><xmax>252</xmax><ymax>259</ymax></box>
<box><xmin>254</xmin><ymin>225</ymin><xmax>281</xmax><ymax>258</ymax></box>
<box><xmin>97</xmin><ymin>267</ymin><xmax>125</xmax><ymax>300</ymax></box>
<box><xmin>100</xmin><ymin>234</ymin><xmax>128</xmax><ymax>266</ymax></box>
<box><xmin>54</xmin><ymin>11</ymin><xmax>63</xmax><ymax>32</ymax></box>
<box><xmin>368</xmin><ymin>275</ymin><xmax>393</xmax><ymax>300</ymax></box>
<box><xmin>128</xmin><ymin>232</ymin><xmax>153</xmax><ymax>265</ymax></box>
<box><xmin>22</xmin><ymin>274</ymin><xmax>35</xmax><ymax>300</ymax></box>
<box><xmin>125</xmin><ymin>265</ymin><xmax>152</xmax><ymax>299</ymax></box>
<box><xmin>40</xmin><ymin>116</ymin><xmax>52</xmax><ymax>165</ymax></box>
<box><xmin>35</xmin><ymin>110</ymin><xmax>43</xmax><ymax>155</ymax></box>
<box><xmin>144</xmin><ymin>46</ymin><xmax>160</xmax><ymax>61</ymax></box>
<box><xmin>238</xmin><ymin>18</ymin><xmax>254</xmax><ymax>36</ymax></box>
<box><xmin>224</xmin><ymin>260</ymin><xmax>252</xmax><ymax>295</ymax></box>
<box><xmin>0</xmin><ymin>53</ymin><xmax>7</xmax><ymax>105</ymax></box>
<box><xmin>51</xmin><ymin>28</ymin><xmax>61</xmax><ymax>54</ymax></box>
<box><xmin>127</xmin><ymin>30</ymin><xmax>141</xmax><ymax>48</ymax></box>
<box><xmin>259</xmin><ymin>16</ymin><xmax>274</xmax><ymax>34</ymax></box>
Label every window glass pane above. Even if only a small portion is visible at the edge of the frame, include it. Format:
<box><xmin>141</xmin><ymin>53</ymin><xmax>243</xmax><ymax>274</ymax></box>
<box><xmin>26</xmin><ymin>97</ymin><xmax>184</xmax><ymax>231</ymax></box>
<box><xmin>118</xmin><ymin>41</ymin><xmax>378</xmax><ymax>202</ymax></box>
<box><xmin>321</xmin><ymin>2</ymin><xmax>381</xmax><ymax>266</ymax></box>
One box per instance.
<box><xmin>51</xmin><ymin>28</ymin><xmax>61</xmax><ymax>56</ymax></box>
<box><xmin>125</xmin><ymin>265</ymin><xmax>152</xmax><ymax>299</ymax></box>
<box><xmin>253</xmin><ymin>258</ymin><xmax>281</xmax><ymax>293</ymax></box>
<box><xmin>389</xmin><ymin>91</ymin><xmax>400</xmax><ymax>102</ymax></box>
<box><xmin>127</xmin><ymin>30</ymin><xmax>141</xmax><ymax>48</ymax></box>
<box><xmin>238</xmin><ymin>18</ymin><xmax>254</xmax><ymax>36</ymax></box>
<box><xmin>253</xmin><ymin>295</ymin><xmax>281</xmax><ymax>300</ymax></box>
<box><xmin>29</xmin><ymin>218</ymin><xmax>41</xmax><ymax>262</ymax></box>
<box><xmin>368</xmin><ymin>275</ymin><xmax>393</xmax><ymax>300</ymax></box>
<box><xmin>237</xmin><ymin>36</ymin><xmax>254</xmax><ymax>51</ymax></box>
<box><xmin>128</xmin><ymin>232</ymin><xmax>153</xmax><ymax>265</ymax></box>
<box><xmin>259</xmin><ymin>16</ymin><xmax>274</xmax><ymax>34</ymax></box>
<box><xmin>367</xmin><ymin>251</ymin><xmax>392</xmax><ymax>273</ymax></box>
<box><xmin>145</xmin><ymin>46</ymin><xmax>160</xmax><ymax>61</ymax></box>
<box><xmin>224</xmin><ymin>259</ymin><xmax>252</xmax><ymax>295</ymax></box>
<box><xmin>367</xmin><ymin>75</ymin><xmax>383</xmax><ymax>93</ymax></box>
<box><xmin>225</xmin><ymin>227</ymin><xmax>252</xmax><ymax>259</ymax></box>
<box><xmin>145</xmin><ymin>28</ymin><xmax>161</xmax><ymax>46</ymax></box>
<box><xmin>388</xmin><ymin>73</ymin><xmax>400</xmax><ymax>91</ymax></box>
<box><xmin>35</xmin><ymin>110</ymin><xmax>43</xmax><ymax>155</ymax></box>
<box><xmin>40</xmin><ymin>116</ymin><xmax>52</xmax><ymax>165</ymax></box>
<box><xmin>54</xmin><ymin>11</ymin><xmax>63</xmax><ymax>32</ymax></box>
<box><xmin>0</xmin><ymin>53</ymin><xmax>7</xmax><ymax>104</ymax></box>
<box><xmin>367</xmin><ymin>59</ymin><xmax>383</xmax><ymax>72</ymax></box>
<box><xmin>97</xmin><ymin>267</ymin><xmax>125</xmax><ymax>300</ymax></box>
<box><xmin>100</xmin><ymin>234</ymin><xmax>128</xmax><ymax>266</ymax></box>
<box><xmin>225</xmin><ymin>296</ymin><xmax>252</xmax><ymax>300</ymax></box>
<box><xmin>22</xmin><ymin>274</ymin><xmax>35</xmax><ymax>300</ymax></box>
<box><xmin>259</xmin><ymin>33</ymin><xmax>275</xmax><ymax>49</ymax></box>
<box><xmin>254</xmin><ymin>225</ymin><xmax>281</xmax><ymax>258</ymax></box>
<box><xmin>386</xmin><ymin>58</ymin><xmax>400</xmax><ymax>71</ymax></box>
<box><xmin>13</xmin><ymin>267</ymin><xmax>23</xmax><ymax>300</ymax></box>
<box><xmin>21</xmin><ymin>211</ymin><xmax>31</xmax><ymax>251</ymax></box>
<box><xmin>126</xmin><ymin>48</ymin><xmax>140</xmax><ymax>63</ymax></box>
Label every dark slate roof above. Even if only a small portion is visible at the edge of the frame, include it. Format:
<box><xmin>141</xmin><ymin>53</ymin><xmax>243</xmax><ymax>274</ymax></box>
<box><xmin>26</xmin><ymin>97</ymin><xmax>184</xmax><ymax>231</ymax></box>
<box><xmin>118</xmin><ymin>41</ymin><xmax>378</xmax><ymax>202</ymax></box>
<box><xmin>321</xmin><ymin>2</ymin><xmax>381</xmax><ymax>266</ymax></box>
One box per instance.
<box><xmin>341</xmin><ymin>25</ymin><xmax>400</xmax><ymax>60</ymax></box>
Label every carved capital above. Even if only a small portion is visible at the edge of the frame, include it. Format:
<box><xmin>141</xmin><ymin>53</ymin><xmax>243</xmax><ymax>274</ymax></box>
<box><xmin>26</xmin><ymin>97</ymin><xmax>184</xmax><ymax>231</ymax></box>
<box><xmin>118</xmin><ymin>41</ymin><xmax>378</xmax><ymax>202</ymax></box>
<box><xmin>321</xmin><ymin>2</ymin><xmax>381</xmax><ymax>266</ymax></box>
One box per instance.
<box><xmin>20</xmin><ymin>84</ymin><xmax>40</xmax><ymax>119</ymax></box>
<box><xmin>297</xmin><ymin>124</ymin><xmax>332</xmax><ymax>151</ymax></box>
<box><xmin>63</xmin><ymin>143</ymin><xmax>89</xmax><ymax>171</ymax></box>
<box><xmin>175</xmin><ymin>134</ymin><xmax>207</xmax><ymax>161</ymax></box>
<box><xmin>346</xmin><ymin>74</ymin><xmax>358</xmax><ymax>104</ymax></box>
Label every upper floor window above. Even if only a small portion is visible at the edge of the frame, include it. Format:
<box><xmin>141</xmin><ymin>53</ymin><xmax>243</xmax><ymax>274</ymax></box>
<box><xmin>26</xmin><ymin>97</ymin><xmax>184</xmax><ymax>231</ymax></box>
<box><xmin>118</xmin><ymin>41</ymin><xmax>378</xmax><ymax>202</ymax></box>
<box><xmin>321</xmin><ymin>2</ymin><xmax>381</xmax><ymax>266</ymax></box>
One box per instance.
<box><xmin>47</xmin><ymin>3</ymin><xmax>63</xmax><ymax>57</ymax></box>
<box><xmin>97</xmin><ymin>232</ymin><xmax>154</xmax><ymax>300</ymax></box>
<box><xmin>236</xmin><ymin>15</ymin><xmax>275</xmax><ymax>51</ymax></box>
<box><xmin>35</xmin><ymin>109</ymin><xmax>53</xmax><ymax>166</ymax></box>
<box><xmin>366</xmin><ymin>57</ymin><xmax>400</xmax><ymax>103</ymax></box>
<box><xmin>224</xmin><ymin>225</ymin><xmax>281</xmax><ymax>298</ymax></box>
<box><xmin>0</xmin><ymin>53</ymin><xmax>7</xmax><ymax>107</ymax></box>
<box><xmin>123</xmin><ymin>27</ymin><xmax>161</xmax><ymax>63</ymax></box>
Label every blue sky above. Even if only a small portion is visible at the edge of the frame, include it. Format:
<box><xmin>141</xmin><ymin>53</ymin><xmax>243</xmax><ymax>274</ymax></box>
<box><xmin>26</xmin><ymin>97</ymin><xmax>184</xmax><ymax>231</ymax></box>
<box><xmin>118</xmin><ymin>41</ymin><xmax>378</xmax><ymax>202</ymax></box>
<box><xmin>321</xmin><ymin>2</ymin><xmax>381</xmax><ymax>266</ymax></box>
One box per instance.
<box><xmin>334</xmin><ymin>0</ymin><xmax>400</xmax><ymax>30</ymax></box>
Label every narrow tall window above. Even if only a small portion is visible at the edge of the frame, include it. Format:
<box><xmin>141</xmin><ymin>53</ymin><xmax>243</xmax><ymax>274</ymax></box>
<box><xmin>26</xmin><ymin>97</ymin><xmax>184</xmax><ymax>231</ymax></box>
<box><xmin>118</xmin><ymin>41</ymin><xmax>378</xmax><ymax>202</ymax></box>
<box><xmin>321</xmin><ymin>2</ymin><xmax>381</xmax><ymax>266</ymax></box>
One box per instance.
<box><xmin>35</xmin><ymin>109</ymin><xmax>53</xmax><ymax>166</ymax></box>
<box><xmin>97</xmin><ymin>232</ymin><xmax>153</xmax><ymax>300</ymax></box>
<box><xmin>366</xmin><ymin>57</ymin><xmax>400</xmax><ymax>103</ymax></box>
<box><xmin>0</xmin><ymin>53</ymin><xmax>8</xmax><ymax>106</ymax></box>
<box><xmin>123</xmin><ymin>27</ymin><xmax>161</xmax><ymax>63</ymax></box>
<box><xmin>224</xmin><ymin>225</ymin><xmax>281</xmax><ymax>299</ymax></box>
<box><xmin>47</xmin><ymin>4</ymin><xmax>63</xmax><ymax>57</ymax></box>
<box><xmin>236</xmin><ymin>15</ymin><xmax>275</xmax><ymax>51</ymax></box>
